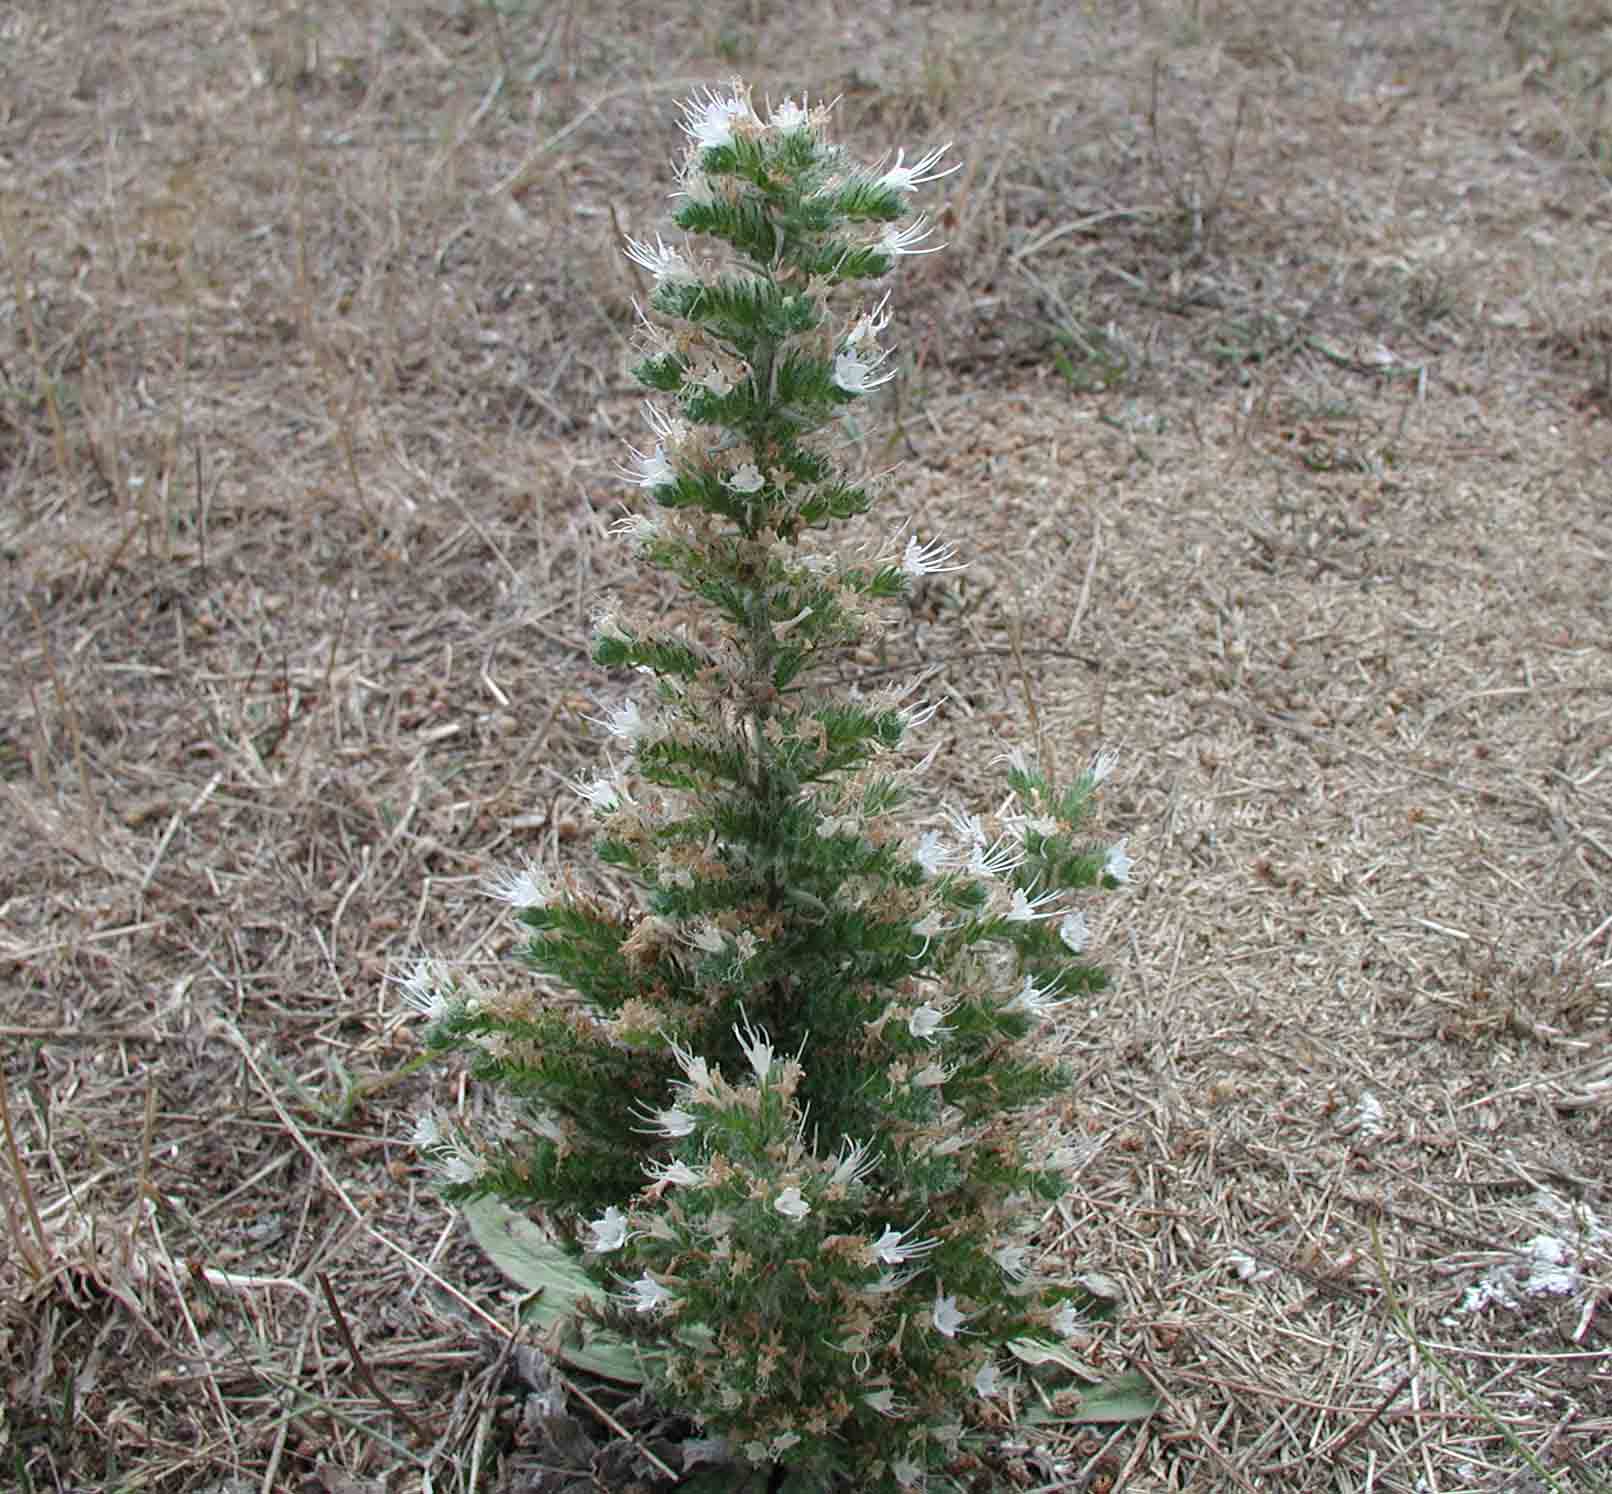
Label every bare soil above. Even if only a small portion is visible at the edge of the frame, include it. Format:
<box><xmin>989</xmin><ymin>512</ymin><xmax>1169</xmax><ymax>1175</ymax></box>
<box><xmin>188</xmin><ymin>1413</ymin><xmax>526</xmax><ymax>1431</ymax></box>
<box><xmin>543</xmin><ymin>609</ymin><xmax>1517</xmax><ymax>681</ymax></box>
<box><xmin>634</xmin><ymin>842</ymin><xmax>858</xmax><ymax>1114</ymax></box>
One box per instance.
<box><xmin>2</xmin><ymin>2</ymin><xmax>1608</xmax><ymax>1491</ymax></box>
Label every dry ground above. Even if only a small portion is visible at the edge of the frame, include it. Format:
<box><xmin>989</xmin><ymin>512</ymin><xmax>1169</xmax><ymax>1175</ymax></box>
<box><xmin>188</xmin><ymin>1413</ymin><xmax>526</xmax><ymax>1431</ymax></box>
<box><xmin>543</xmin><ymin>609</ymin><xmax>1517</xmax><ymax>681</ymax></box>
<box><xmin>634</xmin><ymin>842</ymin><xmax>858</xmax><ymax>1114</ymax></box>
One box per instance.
<box><xmin>3</xmin><ymin>1</ymin><xmax>1610</xmax><ymax>1490</ymax></box>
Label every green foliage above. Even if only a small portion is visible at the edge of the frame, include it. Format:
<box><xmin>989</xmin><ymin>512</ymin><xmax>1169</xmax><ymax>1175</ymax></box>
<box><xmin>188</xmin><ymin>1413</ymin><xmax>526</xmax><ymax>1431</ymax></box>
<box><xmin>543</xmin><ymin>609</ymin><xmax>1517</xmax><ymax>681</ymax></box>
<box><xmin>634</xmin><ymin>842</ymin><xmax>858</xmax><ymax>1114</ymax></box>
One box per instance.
<box><xmin>406</xmin><ymin>81</ymin><xmax>1138</xmax><ymax>1491</ymax></box>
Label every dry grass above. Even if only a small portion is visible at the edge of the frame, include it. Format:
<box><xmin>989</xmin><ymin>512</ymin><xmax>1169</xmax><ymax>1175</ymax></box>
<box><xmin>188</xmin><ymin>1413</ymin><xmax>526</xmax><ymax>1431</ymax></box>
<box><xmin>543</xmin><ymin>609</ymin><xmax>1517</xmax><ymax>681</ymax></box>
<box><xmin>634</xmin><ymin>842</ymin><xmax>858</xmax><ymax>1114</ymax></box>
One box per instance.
<box><xmin>2</xmin><ymin>1</ymin><xmax>1609</xmax><ymax>1490</ymax></box>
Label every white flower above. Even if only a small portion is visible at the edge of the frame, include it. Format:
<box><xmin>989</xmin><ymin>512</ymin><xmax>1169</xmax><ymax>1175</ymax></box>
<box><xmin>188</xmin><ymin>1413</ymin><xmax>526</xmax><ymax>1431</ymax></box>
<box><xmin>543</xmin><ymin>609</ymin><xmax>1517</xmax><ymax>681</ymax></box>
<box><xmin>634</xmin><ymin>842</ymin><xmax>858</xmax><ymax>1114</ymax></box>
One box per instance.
<box><xmin>1008</xmin><ymin>974</ymin><xmax>1067</xmax><ymax>1018</ymax></box>
<box><xmin>945</xmin><ymin>808</ymin><xmax>987</xmax><ymax>846</ymax></box>
<box><xmin>862</xmin><ymin>1387</ymin><xmax>907</xmax><ymax>1418</ymax></box>
<box><xmin>623</xmin><ymin>1271</ymin><xmax>675</xmax><ymax>1315</ymax></box>
<box><xmin>694</xmin><ymin>361</ymin><xmax>734</xmax><ymax>395</ymax></box>
<box><xmin>931</xmin><ymin>1290</ymin><xmax>969</xmax><ymax>1338</ymax></box>
<box><xmin>1020</xmin><ymin>814</ymin><xmax>1063</xmax><ymax>843</ymax></box>
<box><xmin>622</xmin><ymin>233</ymin><xmax>697</xmax><ymax>286</ymax></box>
<box><xmin>874</xmin><ymin>1223</ymin><xmax>939</xmax><ymax>1266</ymax></box>
<box><xmin>898</xmin><ymin>697</ymin><xmax>940</xmax><ymax>732</ymax></box>
<box><xmin>1105</xmin><ymin>839</ymin><xmax>1134</xmax><ymax>884</ymax></box>
<box><xmin>774</xmin><ymin>1186</ymin><xmax>810</xmax><ymax>1221</ymax></box>
<box><xmin>828</xmin><ymin>1136</ymin><xmax>879</xmax><ymax>1189</ymax></box>
<box><xmin>725</xmin><ymin>462</ymin><xmax>765</xmax><ymax>494</ymax></box>
<box><xmin>832</xmin><ymin>346</ymin><xmax>895</xmax><ymax>394</ymax></box>
<box><xmin>1006</xmin><ymin>886</ymin><xmax>1062</xmax><ymax>923</ymax></box>
<box><xmin>912</xmin><ymin>1061</ymin><xmax>950</xmax><ymax>1088</ymax></box>
<box><xmin>908</xmin><ymin>1002</ymin><xmax>953</xmax><ymax>1043</ymax></box>
<box><xmin>900</xmin><ymin>535</ymin><xmax>964</xmax><ymax>578</ymax></box>
<box><xmin>1058</xmin><ymin>910</ymin><xmax>1090</xmax><ymax>953</ymax></box>
<box><xmin>673</xmin><ymin>164</ymin><xmax>718</xmax><ymax>207</ymax></box>
<box><xmin>892</xmin><ymin>1457</ymin><xmax>926</xmax><ymax>1488</ymax></box>
<box><xmin>991</xmin><ymin>745</ymin><xmax>1034</xmax><ymax>777</ymax></box>
<box><xmin>967</xmin><ymin>835</ymin><xmax>1023</xmax><ymax>879</ymax></box>
<box><xmin>437</xmin><ymin>1136</ymin><xmax>487</xmax><ymax>1186</ymax></box>
<box><xmin>972</xmin><ymin>1360</ymin><xmax>1002</xmax><ymax>1398</ymax></box>
<box><xmin>879</xmin><ymin>216</ymin><xmax>942</xmax><ymax>257</ymax></box>
<box><xmin>395</xmin><ymin>958</ymin><xmax>453</xmax><ymax>1024</ymax></box>
<box><xmin>1049</xmin><ymin>1300</ymin><xmax>1083</xmax><ymax>1338</ymax></box>
<box><xmin>482</xmin><ymin>857</ymin><xmax>555</xmax><ymax>910</ymax></box>
<box><xmin>733</xmin><ymin>1009</ymin><xmax>775</xmax><ymax>1083</ymax></box>
<box><xmin>641</xmin><ymin>400</ymin><xmax>686</xmax><ymax>445</ymax></box>
<box><xmin>878</xmin><ymin>145</ymin><xmax>957</xmax><ymax>194</ymax></box>
<box><xmin>680</xmin><ymin>84</ymin><xmax>755</xmax><ymax>150</ymax></box>
<box><xmin>573</xmin><ymin>769</ymin><xmax>631</xmax><ymax>813</ymax></box>
<box><xmin>667</xmin><ymin>1036</ymin><xmax>713</xmax><ymax>1092</ymax></box>
<box><xmin>1089</xmin><ymin>747</ymin><xmax>1119</xmax><ymax>784</ymax></box>
<box><xmin>617</xmin><ymin>441</ymin><xmax>676</xmax><ymax>490</ymax></box>
<box><xmin>991</xmin><ymin>1243</ymin><xmax>1030</xmax><ymax>1280</ymax></box>
<box><xmin>586</xmin><ymin>1207</ymin><xmax>630</xmax><ymax>1253</ymax></box>
<box><xmin>644</xmin><ymin>1157</ymin><xmax>704</xmax><ymax>1188</ymax></box>
<box><xmin>769</xmin><ymin>97</ymin><xmax>809</xmax><ymax>131</ymax></box>
<box><xmin>608</xmin><ymin>511</ymin><xmax>661</xmax><ymax>546</ymax></box>
<box><xmin>586</xmin><ymin>698</ymin><xmax>649</xmax><ymax>745</ymax></box>
<box><xmin>639</xmin><ymin>1105</ymin><xmax>697</xmax><ymax>1139</ymax></box>
<box><xmin>741</xmin><ymin>1432</ymin><xmax>801</xmax><ymax>1464</ymax></box>
<box><xmin>846</xmin><ymin>292</ymin><xmax>893</xmax><ymax>349</ymax></box>
<box><xmin>687</xmin><ymin>921</ymin><xmax>728</xmax><ymax>956</ymax></box>
<box><xmin>913</xmin><ymin>831</ymin><xmax>954</xmax><ymax>876</ymax></box>
<box><xmin>411</xmin><ymin>1111</ymin><xmax>442</xmax><ymax>1150</ymax></box>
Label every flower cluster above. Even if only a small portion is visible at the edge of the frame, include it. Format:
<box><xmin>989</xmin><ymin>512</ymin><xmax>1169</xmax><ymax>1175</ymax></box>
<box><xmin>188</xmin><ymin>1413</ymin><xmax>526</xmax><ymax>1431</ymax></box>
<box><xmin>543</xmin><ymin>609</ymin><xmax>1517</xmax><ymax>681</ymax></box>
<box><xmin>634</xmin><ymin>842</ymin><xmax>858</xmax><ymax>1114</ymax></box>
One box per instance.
<box><xmin>406</xmin><ymin>80</ymin><xmax>1131</xmax><ymax>1491</ymax></box>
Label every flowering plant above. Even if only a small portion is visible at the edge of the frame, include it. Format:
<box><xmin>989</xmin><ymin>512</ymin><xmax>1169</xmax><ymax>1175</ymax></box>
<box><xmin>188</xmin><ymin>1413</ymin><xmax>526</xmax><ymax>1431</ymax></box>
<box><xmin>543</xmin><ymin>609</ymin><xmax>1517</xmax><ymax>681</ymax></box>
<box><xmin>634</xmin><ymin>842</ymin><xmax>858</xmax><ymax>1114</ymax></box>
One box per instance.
<box><xmin>407</xmin><ymin>80</ymin><xmax>1132</xmax><ymax>1490</ymax></box>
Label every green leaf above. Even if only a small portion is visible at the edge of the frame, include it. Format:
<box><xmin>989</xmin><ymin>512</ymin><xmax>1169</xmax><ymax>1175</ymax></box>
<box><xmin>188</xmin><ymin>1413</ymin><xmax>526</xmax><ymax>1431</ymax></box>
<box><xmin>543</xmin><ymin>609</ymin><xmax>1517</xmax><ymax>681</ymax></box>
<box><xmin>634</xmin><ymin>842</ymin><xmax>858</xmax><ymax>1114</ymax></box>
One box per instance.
<box><xmin>1005</xmin><ymin>1336</ymin><xmax>1107</xmax><ymax>1381</ymax></box>
<box><xmin>1035</xmin><ymin>1372</ymin><xmax>1159</xmax><ymax>1426</ymax></box>
<box><xmin>460</xmin><ymin>1196</ymin><xmax>717</xmax><ymax>1385</ymax></box>
<box><xmin>460</xmin><ymin>1195</ymin><xmax>649</xmax><ymax>1384</ymax></box>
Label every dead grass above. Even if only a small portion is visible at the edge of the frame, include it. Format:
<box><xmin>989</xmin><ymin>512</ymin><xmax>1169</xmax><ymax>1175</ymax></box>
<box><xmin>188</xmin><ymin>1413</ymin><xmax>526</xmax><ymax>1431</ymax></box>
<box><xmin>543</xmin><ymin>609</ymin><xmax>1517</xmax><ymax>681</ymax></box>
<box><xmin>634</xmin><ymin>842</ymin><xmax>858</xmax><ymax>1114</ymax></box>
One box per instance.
<box><xmin>2</xmin><ymin>1</ymin><xmax>1609</xmax><ymax>1490</ymax></box>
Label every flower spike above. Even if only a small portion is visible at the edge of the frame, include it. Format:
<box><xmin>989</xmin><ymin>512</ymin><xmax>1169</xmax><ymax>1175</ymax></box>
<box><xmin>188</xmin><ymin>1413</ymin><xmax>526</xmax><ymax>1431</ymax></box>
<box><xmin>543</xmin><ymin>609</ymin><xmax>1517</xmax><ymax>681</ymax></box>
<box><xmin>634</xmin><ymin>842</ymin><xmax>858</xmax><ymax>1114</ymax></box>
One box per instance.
<box><xmin>407</xmin><ymin>79</ymin><xmax>1124</xmax><ymax>1489</ymax></box>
